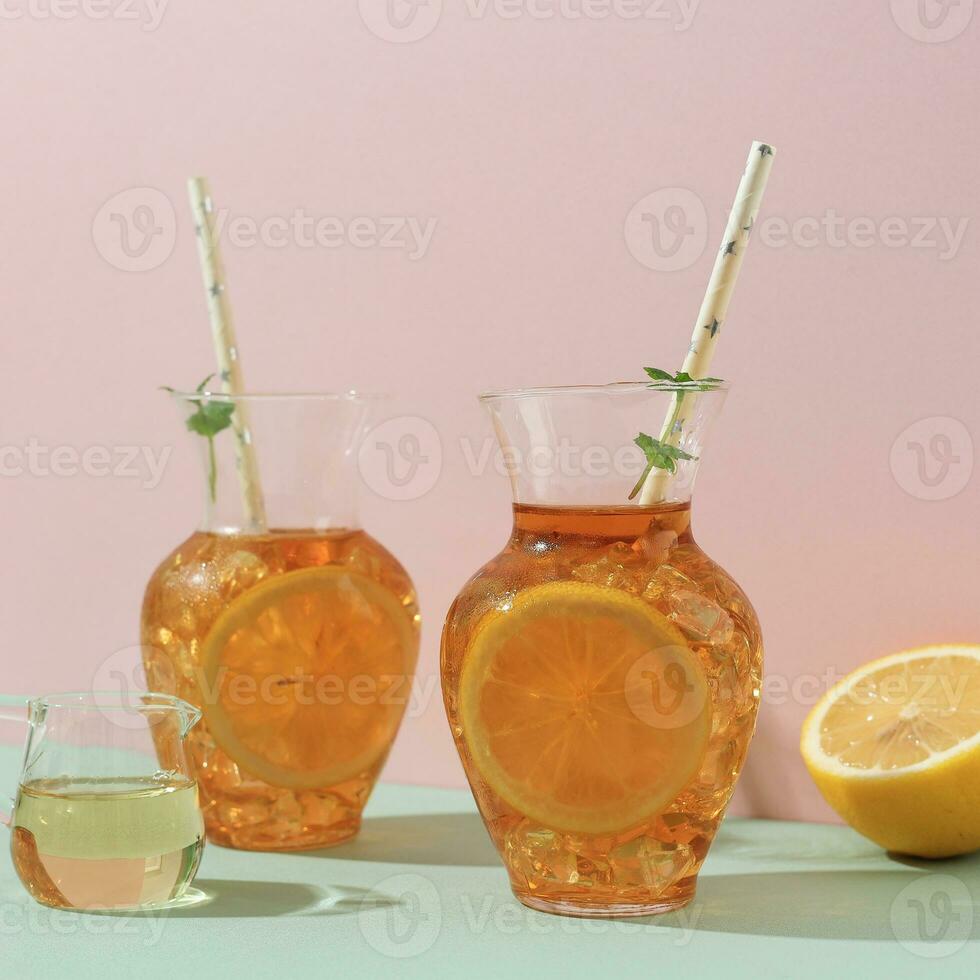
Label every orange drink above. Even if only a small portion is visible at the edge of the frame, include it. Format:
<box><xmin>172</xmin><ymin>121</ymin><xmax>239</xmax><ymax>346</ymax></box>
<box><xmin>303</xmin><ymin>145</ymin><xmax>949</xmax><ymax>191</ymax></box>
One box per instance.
<box><xmin>141</xmin><ymin>392</ymin><xmax>419</xmax><ymax>850</ymax></box>
<box><xmin>442</xmin><ymin>383</ymin><xmax>762</xmax><ymax>916</ymax></box>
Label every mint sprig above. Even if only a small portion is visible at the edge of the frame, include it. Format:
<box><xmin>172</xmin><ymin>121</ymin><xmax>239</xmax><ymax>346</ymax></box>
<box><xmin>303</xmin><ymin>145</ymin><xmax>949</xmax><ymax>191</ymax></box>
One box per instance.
<box><xmin>162</xmin><ymin>375</ymin><xmax>235</xmax><ymax>502</ymax></box>
<box><xmin>644</xmin><ymin>366</ymin><xmax>723</xmax><ymax>390</ymax></box>
<box><xmin>628</xmin><ymin>363</ymin><xmax>722</xmax><ymax>500</ymax></box>
<box><xmin>628</xmin><ymin>433</ymin><xmax>697</xmax><ymax>500</ymax></box>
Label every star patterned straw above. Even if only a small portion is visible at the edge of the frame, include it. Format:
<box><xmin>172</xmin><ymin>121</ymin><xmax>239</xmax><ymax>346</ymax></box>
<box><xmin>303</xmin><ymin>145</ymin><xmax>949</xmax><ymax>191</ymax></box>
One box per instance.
<box><xmin>639</xmin><ymin>141</ymin><xmax>777</xmax><ymax>505</ymax></box>
<box><xmin>187</xmin><ymin>177</ymin><xmax>267</xmax><ymax>529</ymax></box>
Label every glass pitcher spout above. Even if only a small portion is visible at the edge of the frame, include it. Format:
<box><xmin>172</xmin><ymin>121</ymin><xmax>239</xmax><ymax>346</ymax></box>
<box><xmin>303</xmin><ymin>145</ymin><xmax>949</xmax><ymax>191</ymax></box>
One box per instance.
<box><xmin>26</xmin><ymin>692</ymin><xmax>202</xmax><ymax>738</ymax></box>
<box><xmin>177</xmin><ymin>701</ymin><xmax>202</xmax><ymax>737</ymax></box>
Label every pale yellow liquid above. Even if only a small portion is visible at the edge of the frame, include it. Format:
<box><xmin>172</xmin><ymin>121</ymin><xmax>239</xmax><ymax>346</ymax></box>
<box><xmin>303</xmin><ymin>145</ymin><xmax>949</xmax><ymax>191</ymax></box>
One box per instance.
<box><xmin>11</xmin><ymin>776</ymin><xmax>204</xmax><ymax>909</ymax></box>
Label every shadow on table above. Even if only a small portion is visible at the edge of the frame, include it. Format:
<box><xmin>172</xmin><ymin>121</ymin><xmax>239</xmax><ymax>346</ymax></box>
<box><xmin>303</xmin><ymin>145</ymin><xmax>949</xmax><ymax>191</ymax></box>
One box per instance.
<box><xmin>305</xmin><ymin>811</ymin><xmax>500</xmax><ymax>867</ymax></box>
<box><xmin>649</xmin><ymin>862</ymin><xmax>980</xmax><ymax>941</ymax></box>
<box><xmin>161</xmin><ymin>879</ymin><xmax>398</xmax><ymax>918</ymax></box>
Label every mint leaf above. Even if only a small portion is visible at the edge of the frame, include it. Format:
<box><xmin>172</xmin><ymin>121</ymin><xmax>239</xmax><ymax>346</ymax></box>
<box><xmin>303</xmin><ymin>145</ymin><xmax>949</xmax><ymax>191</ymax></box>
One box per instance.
<box><xmin>628</xmin><ymin>432</ymin><xmax>698</xmax><ymax>500</ymax></box>
<box><xmin>633</xmin><ymin>432</ymin><xmax>659</xmax><ymax>458</ymax></box>
<box><xmin>164</xmin><ymin>375</ymin><xmax>237</xmax><ymax>502</ymax></box>
<box><xmin>631</xmin><ymin>368</ymin><xmax>719</xmax><ymax>500</ymax></box>
<box><xmin>643</xmin><ymin>367</ymin><xmax>724</xmax><ymax>390</ymax></box>
<box><xmin>186</xmin><ymin>399</ymin><xmax>235</xmax><ymax>439</ymax></box>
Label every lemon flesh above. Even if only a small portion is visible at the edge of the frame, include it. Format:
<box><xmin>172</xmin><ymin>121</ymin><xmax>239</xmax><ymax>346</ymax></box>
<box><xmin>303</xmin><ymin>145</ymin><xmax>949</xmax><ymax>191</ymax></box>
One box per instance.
<box><xmin>801</xmin><ymin>644</ymin><xmax>980</xmax><ymax>858</ymax></box>
<box><xmin>201</xmin><ymin>566</ymin><xmax>416</xmax><ymax>789</ymax></box>
<box><xmin>459</xmin><ymin>581</ymin><xmax>711</xmax><ymax>835</ymax></box>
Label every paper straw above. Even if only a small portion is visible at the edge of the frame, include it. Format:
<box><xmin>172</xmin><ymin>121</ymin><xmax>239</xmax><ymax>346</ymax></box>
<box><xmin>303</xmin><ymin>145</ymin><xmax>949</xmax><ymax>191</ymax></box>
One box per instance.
<box><xmin>639</xmin><ymin>141</ymin><xmax>776</xmax><ymax>505</ymax></box>
<box><xmin>188</xmin><ymin>178</ymin><xmax>267</xmax><ymax>530</ymax></box>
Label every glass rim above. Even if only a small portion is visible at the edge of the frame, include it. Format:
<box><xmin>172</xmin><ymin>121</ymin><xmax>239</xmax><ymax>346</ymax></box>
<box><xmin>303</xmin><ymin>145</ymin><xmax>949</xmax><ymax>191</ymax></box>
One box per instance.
<box><xmin>27</xmin><ymin>691</ymin><xmax>197</xmax><ymax>714</ymax></box>
<box><xmin>479</xmin><ymin>379</ymin><xmax>730</xmax><ymax>401</ymax></box>
<box><xmin>165</xmin><ymin>389</ymin><xmax>386</xmax><ymax>404</ymax></box>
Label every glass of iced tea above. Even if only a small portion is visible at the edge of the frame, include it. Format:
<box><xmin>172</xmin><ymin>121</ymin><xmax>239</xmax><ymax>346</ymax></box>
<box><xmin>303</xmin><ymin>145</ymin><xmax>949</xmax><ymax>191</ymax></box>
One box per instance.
<box><xmin>442</xmin><ymin>381</ymin><xmax>763</xmax><ymax>917</ymax></box>
<box><xmin>3</xmin><ymin>692</ymin><xmax>204</xmax><ymax>911</ymax></box>
<box><xmin>142</xmin><ymin>390</ymin><xmax>419</xmax><ymax>851</ymax></box>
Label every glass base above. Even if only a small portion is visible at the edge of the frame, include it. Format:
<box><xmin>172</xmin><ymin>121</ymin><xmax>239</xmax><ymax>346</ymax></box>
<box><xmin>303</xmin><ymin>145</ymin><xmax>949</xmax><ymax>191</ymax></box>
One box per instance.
<box><xmin>206</xmin><ymin>821</ymin><xmax>360</xmax><ymax>852</ymax></box>
<box><xmin>516</xmin><ymin>889</ymin><xmax>695</xmax><ymax>919</ymax></box>
<box><xmin>33</xmin><ymin>886</ymin><xmax>211</xmax><ymax>915</ymax></box>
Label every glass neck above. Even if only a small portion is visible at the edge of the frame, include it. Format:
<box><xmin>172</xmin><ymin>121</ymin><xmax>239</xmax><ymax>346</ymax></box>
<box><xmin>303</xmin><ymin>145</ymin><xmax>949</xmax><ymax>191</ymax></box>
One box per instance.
<box><xmin>171</xmin><ymin>393</ymin><xmax>371</xmax><ymax>535</ymax></box>
<box><xmin>482</xmin><ymin>383</ymin><xmax>727</xmax><ymax>508</ymax></box>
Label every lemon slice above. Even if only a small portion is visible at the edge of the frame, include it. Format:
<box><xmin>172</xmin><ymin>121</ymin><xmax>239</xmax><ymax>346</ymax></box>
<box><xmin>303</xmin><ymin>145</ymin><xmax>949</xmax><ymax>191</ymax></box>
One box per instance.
<box><xmin>201</xmin><ymin>566</ymin><xmax>417</xmax><ymax>789</ymax></box>
<box><xmin>801</xmin><ymin>644</ymin><xmax>980</xmax><ymax>857</ymax></box>
<box><xmin>459</xmin><ymin>581</ymin><xmax>711</xmax><ymax>835</ymax></box>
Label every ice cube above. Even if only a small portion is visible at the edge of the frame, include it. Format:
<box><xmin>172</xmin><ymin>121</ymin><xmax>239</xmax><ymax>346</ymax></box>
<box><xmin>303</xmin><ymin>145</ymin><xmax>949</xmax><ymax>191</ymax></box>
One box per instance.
<box><xmin>298</xmin><ymin>791</ymin><xmax>344</xmax><ymax>827</ymax></box>
<box><xmin>640</xmin><ymin>564</ymin><xmax>697</xmax><ymax>604</ymax></box>
<box><xmin>154</xmin><ymin>570</ymin><xmax>198</xmax><ymax>636</ymax></box>
<box><xmin>608</xmin><ymin>836</ymin><xmax>696</xmax><ymax>889</ymax></box>
<box><xmin>504</xmin><ymin>823</ymin><xmax>579</xmax><ymax>885</ymax></box>
<box><xmin>695</xmin><ymin>737</ymin><xmax>738</xmax><ymax>790</ymax></box>
<box><xmin>570</xmin><ymin>543</ymin><xmax>640</xmax><ymax>593</ymax></box>
<box><xmin>217</xmin><ymin>550</ymin><xmax>268</xmax><ymax>594</ymax></box>
<box><xmin>142</xmin><ymin>638</ymin><xmax>179</xmax><ymax>689</ymax></box>
<box><xmin>632</xmin><ymin>528</ymin><xmax>678</xmax><ymax>564</ymax></box>
<box><xmin>217</xmin><ymin>799</ymin><xmax>269</xmax><ymax>828</ymax></box>
<box><xmin>202</xmin><ymin>741</ymin><xmax>244</xmax><ymax>792</ymax></box>
<box><xmin>345</xmin><ymin>546</ymin><xmax>384</xmax><ymax>580</ymax></box>
<box><xmin>668</xmin><ymin>590</ymin><xmax>735</xmax><ymax>646</ymax></box>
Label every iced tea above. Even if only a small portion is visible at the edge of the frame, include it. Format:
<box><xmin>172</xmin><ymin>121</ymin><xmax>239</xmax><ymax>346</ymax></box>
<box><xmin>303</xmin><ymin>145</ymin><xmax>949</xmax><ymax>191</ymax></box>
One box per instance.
<box><xmin>442</xmin><ymin>503</ymin><xmax>762</xmax><ymax>916</ymax></box>
<box><xmin>142</xmin><ymin>528</ymin><xmax>419</xmax><ymax>850</ymax></box>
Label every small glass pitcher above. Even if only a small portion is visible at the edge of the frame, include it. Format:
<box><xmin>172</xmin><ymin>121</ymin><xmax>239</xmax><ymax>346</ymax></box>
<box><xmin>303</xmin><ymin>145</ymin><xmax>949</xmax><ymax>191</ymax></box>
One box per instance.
<box><xmin>0</xmin><ymin>692</ymin><xmax>205</xmax><ymax>911</ymax></box>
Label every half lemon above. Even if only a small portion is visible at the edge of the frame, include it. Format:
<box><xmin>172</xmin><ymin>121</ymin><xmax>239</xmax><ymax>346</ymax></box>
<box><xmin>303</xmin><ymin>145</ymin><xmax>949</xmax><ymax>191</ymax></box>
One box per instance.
<box><xmin>801</xmin><ymin>644</ymin><xmax>980</xmax><ymax>857</ymax></box>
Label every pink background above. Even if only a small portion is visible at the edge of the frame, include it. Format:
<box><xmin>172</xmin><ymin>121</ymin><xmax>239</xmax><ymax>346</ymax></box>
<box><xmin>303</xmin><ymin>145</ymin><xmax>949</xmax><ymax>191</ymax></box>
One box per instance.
<box><xmin>1</xmin><ymin>2</ymin><xmax>978</xmax><ymax>822</ymax></box>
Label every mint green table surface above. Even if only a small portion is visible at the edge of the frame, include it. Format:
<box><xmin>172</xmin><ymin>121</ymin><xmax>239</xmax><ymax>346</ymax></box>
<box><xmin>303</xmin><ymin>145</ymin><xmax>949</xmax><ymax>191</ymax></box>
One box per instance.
<box><xmin>1</xmin><ymin>745</ymin><xmax>977</xmax><ymax>978</ymax></box>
